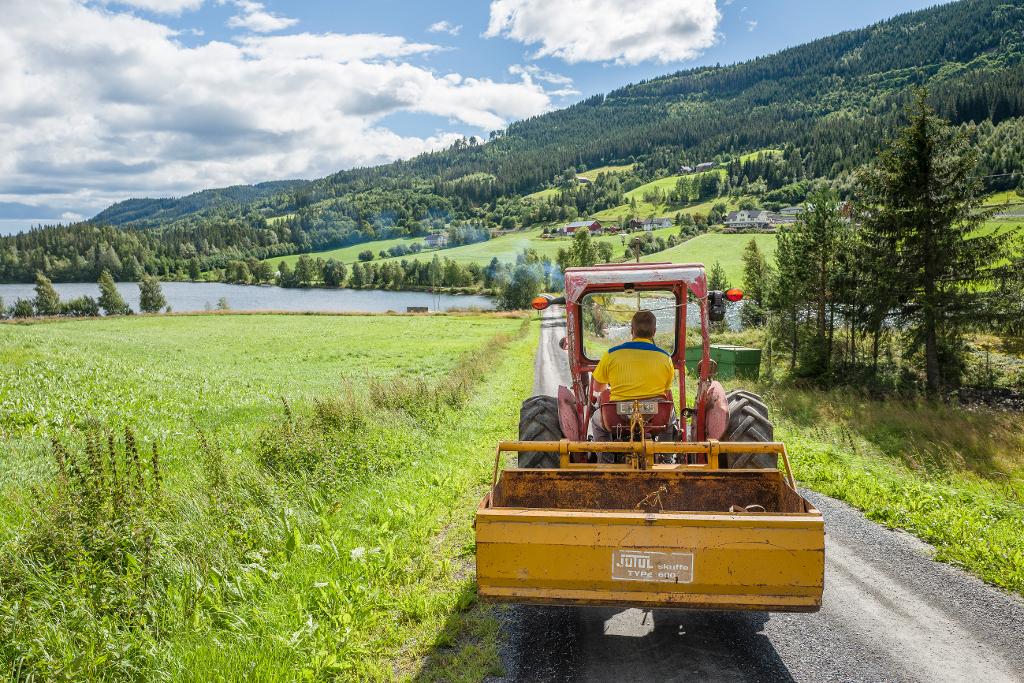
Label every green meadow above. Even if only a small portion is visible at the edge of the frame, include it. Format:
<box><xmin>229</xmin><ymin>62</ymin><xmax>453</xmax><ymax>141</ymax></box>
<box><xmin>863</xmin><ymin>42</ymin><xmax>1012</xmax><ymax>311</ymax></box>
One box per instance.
<box><xmin>0</xmin><ymin>313</ymin><xmax>532</xmax><ymax>680</ymax></box>
<box><xmin>642</xmin><ymin>232</ymin><xmax>779</xmax><ymax>284</ymax></box>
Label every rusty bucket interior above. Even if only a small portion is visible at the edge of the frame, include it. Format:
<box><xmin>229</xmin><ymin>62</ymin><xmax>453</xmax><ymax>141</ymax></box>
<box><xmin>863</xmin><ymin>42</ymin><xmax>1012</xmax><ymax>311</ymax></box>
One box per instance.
<box><xmin>491</xmin><ymin>469</ymin><xmax>811</xmax><ymax>514</ymax></box>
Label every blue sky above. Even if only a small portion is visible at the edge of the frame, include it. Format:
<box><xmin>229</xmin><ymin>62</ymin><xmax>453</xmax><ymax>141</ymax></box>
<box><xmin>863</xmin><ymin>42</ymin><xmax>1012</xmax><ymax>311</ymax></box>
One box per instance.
<box><xmin>0</xmin><ymin>0</ymin><xmax>954</xmax><ymax>229</ymax></box>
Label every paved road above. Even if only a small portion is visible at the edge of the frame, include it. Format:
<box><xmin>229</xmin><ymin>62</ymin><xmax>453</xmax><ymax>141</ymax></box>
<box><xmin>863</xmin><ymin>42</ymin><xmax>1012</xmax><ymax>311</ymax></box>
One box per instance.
<box><xmin>491</xmin><ymin>308</ymin><xmax>1024</xmax><ymax>682</ymax></box>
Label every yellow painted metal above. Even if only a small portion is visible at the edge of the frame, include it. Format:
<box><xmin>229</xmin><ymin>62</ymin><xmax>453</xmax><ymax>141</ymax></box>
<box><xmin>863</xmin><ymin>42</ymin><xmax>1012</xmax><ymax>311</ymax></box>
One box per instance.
<box><xmin>476</xmin><ymin>439</ymin><xmax>824</xmax><ymax>612</ymax></box>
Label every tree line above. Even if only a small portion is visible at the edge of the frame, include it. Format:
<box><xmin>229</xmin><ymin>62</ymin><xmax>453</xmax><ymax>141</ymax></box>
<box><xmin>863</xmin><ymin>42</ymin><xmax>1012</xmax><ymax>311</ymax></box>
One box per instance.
<box><xmin>735</xmin><ymin>92</ymin><xmax>1022</xmax><ymax>397</ymax></box>
<box><xmin>1</xmin><ymin>270</ymin><xmax>167</xmax><ymax>319</ymax></box>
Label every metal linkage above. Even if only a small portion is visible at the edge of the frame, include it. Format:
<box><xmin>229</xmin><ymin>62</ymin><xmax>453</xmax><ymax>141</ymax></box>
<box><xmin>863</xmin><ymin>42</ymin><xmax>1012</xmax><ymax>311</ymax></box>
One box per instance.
<box><xmin>491</xmin><ymin>440</ymin><xmax>798</xmax><ymax>491</ymax></box>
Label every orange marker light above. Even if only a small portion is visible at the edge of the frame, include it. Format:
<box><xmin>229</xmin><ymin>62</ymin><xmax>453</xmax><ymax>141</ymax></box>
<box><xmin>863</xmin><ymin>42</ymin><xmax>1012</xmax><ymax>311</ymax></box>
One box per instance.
<box><xmin>531</xmin><ymin>295</ymin><xmax>551</xmax><ymax>311</ymax></box>
<box><xmin>725</xmin><ymin>288</ymin><xmax>744</xmax><ymax>302</ymax></box>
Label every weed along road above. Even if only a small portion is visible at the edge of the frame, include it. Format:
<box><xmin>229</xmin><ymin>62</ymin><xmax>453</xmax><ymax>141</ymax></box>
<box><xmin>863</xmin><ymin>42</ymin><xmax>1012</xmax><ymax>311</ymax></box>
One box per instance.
<box><xmin>490</xmin><ymin>307</ymin><xmax>1024</xmax><ymax>683</ymax></box>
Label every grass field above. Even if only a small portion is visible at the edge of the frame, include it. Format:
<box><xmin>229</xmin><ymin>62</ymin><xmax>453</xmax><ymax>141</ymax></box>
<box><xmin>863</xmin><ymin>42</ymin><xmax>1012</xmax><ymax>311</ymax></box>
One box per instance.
<box><xmin>0</xmin><ymin>313</ymin><xmax>531</xmax><ymax>679</ymax></box>
<box><xmin>361</xmin><ymin>225</ymin><xmax>681</xmax><ymax>268</ymax></box>
<box><xmin>984</xmin><ymin>189</ymin><xmax>1024</xmax><ymax>207</ymax></box>
<box><xmin>641</xmin><ymin>232</ymin><xmax>778</xmax><ymax>284</ymax></box>
<box><xmin>265</xmin><ymin>235</ymin><xmax>429</xmax><ymax>269</ymax></box>
<box><xmin>524</xmin><ymin>164</ymin><xmax>637</xmax><ymax>200</ymax></box>
<box><xmin>577</xmin><ymin>163</ymin><xmax>635</xmax><ymax>180</ymax></box>
<box><xmin>770</xmin><ymin>386</ymin><xmax>1024</xmax><ymax>594</ymax></box>
<box><xmin>591</xmin><ymin>170</ymin><xmax>731</xmax><ymax>221</ymax></box>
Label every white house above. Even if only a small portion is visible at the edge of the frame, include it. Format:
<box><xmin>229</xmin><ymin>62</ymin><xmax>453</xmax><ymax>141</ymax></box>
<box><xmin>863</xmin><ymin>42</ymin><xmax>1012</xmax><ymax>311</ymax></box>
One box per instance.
<box><xmin>724</xmin><ymin>210</ymin><xmax>775</xmax><ymax>229</ymax></box>
<box><xmin>424</xmin><ymin>232</ymin><xmax>449</xmax><ymax>248</ymax></box>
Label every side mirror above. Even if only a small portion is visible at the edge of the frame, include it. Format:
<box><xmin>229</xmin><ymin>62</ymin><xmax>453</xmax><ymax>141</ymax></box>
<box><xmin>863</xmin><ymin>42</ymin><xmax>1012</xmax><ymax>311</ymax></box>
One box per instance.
<box><xmin>708</xmin><ymin>291</ymin><xmax>726</xmax><ymax>322</ymax></box>
<box><xmin>531</xmin><ymin>294</ymin><xmax>567</xmax><ymax>311</ymax></box>
<box><xmin>559</xmin><ymin>336</ymin><xmax>568</xmax><ymax>350</ymax></box>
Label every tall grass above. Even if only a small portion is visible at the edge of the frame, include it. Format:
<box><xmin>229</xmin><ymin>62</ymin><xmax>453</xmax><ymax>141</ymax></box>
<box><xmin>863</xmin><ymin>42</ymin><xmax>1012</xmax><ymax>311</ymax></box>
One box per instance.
<box><xmin>761</xmin><ymin>385</ymin><xmax>1024</xmax><ymax>594</ymax></box>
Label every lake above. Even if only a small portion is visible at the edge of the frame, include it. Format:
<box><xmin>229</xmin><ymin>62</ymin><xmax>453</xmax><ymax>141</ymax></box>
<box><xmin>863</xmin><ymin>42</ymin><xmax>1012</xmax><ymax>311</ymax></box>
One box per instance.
<box><xmin>0</xmin><ymin>281</ymin><xmax>493</xmax><ymax>313</ymax></box>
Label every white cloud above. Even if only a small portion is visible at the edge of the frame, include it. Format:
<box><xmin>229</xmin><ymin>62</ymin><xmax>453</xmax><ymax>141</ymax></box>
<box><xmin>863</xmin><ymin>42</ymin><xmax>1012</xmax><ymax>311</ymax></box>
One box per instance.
<box><xmin>0</xmin><ymin>0</ymin><xmax>561</xmax><ymax>214</ymax></box>
<box><xmin>485</xmin><ymin>0</ymin><xmax>721</xmax><ymax>65</ymax></box>
<box><xmin>508</xmin><ymin>64</ymin><xmax>580</xmax><ymax>97</ymax></box>
<box><xmin>427</xmin><ymin>20</ymin><xmax>462</xmax><ymax>36</ymax></box>
<box><xmin>746</xmin><ymin>19</ymin><xmax>757</xmax><ymax>31</ymax></box>
<box><xmin>101</xmin><ymin>0</ymin><xmax>205</xmax><ymax>13</ymax></box>
<box><xmin>225</xmin><ymin>0</ymin><xmax>298</xmax><ymax>33</ymax></box>
<box><xmin>238</xmin><ymin>33</ymin><xmax>441</xmax><ymax>62</ymax></box>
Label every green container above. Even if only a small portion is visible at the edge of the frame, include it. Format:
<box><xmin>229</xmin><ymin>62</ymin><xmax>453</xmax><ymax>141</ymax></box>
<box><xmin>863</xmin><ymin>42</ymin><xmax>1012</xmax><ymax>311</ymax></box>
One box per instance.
<box><xmin>684</xmin><ymin>346</ymin><xmax>704</xmax><ymax>375</ymax></box>
<box><xmin>684</xmin><ymin>345</ymin><xmax>762</xmax><ymax>380</ymax></box>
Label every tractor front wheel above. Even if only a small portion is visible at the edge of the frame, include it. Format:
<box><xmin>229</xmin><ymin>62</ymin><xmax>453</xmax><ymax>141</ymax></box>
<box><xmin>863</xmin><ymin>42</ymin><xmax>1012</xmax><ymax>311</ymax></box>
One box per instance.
<box><xmin>723</xmin><ymin>389</ymin><xmax>777</xmax><ymax>469</ymax></box>
<box><xmin>518</xmin><ymin>395</ymin><xmax>562</xmax><ymax>468</ymax></box>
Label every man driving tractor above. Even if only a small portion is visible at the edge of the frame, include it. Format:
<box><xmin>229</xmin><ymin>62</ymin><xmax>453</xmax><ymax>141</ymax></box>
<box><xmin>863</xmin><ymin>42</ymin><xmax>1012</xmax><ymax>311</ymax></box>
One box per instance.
<box><xmin>589</xmin><ymin>310</ymin><xmax>675</xmax><ymax>456</ymax></box>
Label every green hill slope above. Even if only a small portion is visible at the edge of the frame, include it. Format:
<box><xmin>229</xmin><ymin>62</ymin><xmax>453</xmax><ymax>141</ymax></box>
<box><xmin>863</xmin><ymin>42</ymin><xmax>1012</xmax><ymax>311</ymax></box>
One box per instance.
<box><xmin>641</xmin><ymin>233</ymin><xmax>779</xmax><ymax>285</ymax></box>
<box><xmin>5</xmin><ymin>0</ymin><xmax>1024</xmax><ymax>283</ymax></box>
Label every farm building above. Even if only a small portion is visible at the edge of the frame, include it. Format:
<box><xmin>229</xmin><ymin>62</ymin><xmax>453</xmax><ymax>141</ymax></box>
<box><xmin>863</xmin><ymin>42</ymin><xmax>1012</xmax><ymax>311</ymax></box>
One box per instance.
<box><xmin>695</xmin><ymin>162</ymin><xmax>715</xmax><ymax>172</ymax></box>
<box><xmin>424</xmin><ymin>232</ymin><xmax>449</xmax><ymax>248</ymax></box>
<box><xmin>641</xmin><ymin>217</ymin><xmax>673</xmax><ymax>230</ymax></box>
<box><xmin>562</xmin><ymin>220</ymin><xmax>602</xmax><ymax>235</ymax></box>
<box><xmin>575</xmin><ymin>175</ymin><xmax>593</xmax><ymax>185</ymax></box>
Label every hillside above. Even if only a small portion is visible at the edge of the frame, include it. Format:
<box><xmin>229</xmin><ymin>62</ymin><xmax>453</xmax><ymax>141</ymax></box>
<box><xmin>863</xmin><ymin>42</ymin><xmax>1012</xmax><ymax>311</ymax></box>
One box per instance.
<box><xmin>92</xmin><ymin>180</ymin><xmax>309</xmax><ymax>229</ymax></box>
<box><xmin>2</xmin><ymin>0</ymin><xmax>1024</xmax><ymax>283</ymax></box>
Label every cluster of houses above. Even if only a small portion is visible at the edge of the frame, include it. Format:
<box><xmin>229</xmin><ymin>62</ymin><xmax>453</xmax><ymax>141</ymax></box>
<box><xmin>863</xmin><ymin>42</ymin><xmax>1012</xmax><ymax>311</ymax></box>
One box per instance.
<box><xmin>722</xmin><ymin>206</ymin><xmax>805</xmax><ymax>232</ymax></box>
<box><xmin>549</xmin><ymin>217</ymin><xmax>674</xmax><ymax>237</ymax></box>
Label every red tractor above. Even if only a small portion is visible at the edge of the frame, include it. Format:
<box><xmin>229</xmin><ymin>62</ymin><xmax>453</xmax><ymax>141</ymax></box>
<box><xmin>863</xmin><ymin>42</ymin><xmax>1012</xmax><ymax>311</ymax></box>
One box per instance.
<box><xmin>475</xmin><ymin>262</ymin><xmax>824</xmax><ymax>612</ymax></box>
<box><xmin>520</xmin><ymin>262</ymin><xmax>775</xmax><ymax>468</ymax></box>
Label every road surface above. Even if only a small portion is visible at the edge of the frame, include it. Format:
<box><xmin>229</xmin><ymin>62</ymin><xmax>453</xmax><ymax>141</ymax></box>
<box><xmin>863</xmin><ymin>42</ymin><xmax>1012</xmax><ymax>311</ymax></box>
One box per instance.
<box><xmin>491</xmin><ymin>308</ymin><xmax>1024</xmax><ymax>682</ymax></box>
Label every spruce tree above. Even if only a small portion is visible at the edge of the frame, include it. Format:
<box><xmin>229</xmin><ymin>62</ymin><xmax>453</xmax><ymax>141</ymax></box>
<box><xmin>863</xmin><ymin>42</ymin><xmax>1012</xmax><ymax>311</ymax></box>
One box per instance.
<box><xmin>856</xmin><ymin>90</ymin><xmax>1006</xmax><ymax>395</ymax></box>
<box><xmin>98</xmin><ymin>269</ymin><xmax>130</xmax><ymax>315</ymax></box>
<box><xmin>707</xmin><ymin>260</ymin><xmax>729</xmax><ymax>291</ymax></box>
<box><xmin>741</xmin><ymin>239</ymin><xmax>770</xmax><ymax>327</ymax></box>
<box><xmin>138</xmin><ymin>275</ymin><xmax>167</xmax><ymax>313</ymax></box>
<box><xmin>33</xmin><ymin>271</ymin><xmax>61</xmax><ymax>316</ymax></box>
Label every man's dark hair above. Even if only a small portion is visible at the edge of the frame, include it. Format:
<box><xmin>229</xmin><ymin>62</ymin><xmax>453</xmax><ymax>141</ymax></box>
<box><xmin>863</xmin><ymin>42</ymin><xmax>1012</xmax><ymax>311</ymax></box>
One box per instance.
<box><xmin>631</xmin><ymin>310</ymin><xmax>657</xmax><ymax>339</ymax></box>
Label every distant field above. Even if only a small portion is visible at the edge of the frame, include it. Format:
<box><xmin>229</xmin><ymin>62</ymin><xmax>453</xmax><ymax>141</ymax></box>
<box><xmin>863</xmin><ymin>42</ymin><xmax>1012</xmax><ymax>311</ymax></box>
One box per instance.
<box><xmin>641</xmin><ymin>232</ymin><xmax>778</xmax><ymax>285</ymax></box>
<box><xmin>592</xmin><ymin>170</ymin><xmax>734</xmax><ymax>221</ymax></box>
<box><xmin>984</xmin><ymin>190</ymin><xmax>1024</xmax><ymax>207</ymax></box>
<box><xmin>370</xmin><ymin>225</ymin><xmax>681</xmax><ymax>267</ymax></box>
<box><xmin>265</xmin><ymin>235</ymin><xmax>428</xmax><ymax>268</ymax></box>
<box><xmin>265</xmin><ymin>213</ymin><xmax>294</xmax><ymax>225</ymax></box>
<box><xmin>737</xmin><ymin>149</ymin><xmax>783</xmax><ymax>163</ymax></box>
<box><xmin>524</xmin><ymin>164</ymin><xmax>636</xmax><ymax>200</ymax></box>
<box><xmin>577</xmin><ymin>163</ymin><xmax>635</xmax><ymax>180</ymax></box>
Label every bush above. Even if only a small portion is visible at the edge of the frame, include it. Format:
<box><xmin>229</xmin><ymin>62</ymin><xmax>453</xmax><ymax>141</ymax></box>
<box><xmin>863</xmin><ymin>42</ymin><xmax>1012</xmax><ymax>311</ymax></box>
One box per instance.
<box><xmin>12</xmin><ymin>297</ymin><xmax>34</xmax><ymax>318</ymax></box>
<box><xmin>62</xmin><ymin>295</ymin><xmax>101</xmax><ymax>317</ymax></box>
<box><xmin>358</xmin><ymin>250</ymin><xmax>374</xmax><ymax>262</ymax></box>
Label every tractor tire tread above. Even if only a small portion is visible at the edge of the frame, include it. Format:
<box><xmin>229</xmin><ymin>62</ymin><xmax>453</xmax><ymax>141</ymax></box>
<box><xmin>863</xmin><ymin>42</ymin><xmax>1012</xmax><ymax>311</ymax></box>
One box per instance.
<box><xmin>724</xmin><ymin>390</ymin><xmax>776</xmax><ymax>469</ymax></box>
<box><xmin>518</xmin><ymin>395</ymin><xmax>562</xmax><ymax>468</ymax></box>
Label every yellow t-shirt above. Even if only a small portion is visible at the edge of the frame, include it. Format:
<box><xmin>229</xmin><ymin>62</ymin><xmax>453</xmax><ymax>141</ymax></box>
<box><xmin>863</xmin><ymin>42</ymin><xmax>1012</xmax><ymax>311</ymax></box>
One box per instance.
<box><xmin>593</xmin><ymin>338</ymin><xmax>674</xmax><ymax>401</ymax></box>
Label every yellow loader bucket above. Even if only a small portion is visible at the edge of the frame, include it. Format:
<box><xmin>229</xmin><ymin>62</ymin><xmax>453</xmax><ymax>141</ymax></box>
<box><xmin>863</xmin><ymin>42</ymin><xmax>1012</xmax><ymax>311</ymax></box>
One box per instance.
<box><xmin>475</xmin><ymin>440</ymin><xmax>824</xmax><ymax>612</ymax></box>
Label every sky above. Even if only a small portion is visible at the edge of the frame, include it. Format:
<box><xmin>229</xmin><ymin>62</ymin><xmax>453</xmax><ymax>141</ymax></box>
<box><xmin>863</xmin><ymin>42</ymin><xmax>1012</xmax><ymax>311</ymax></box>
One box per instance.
<box><xmin>0</xmin><ymin>0</ymin><xmax>955</xmax><ymax>230</ymax></box>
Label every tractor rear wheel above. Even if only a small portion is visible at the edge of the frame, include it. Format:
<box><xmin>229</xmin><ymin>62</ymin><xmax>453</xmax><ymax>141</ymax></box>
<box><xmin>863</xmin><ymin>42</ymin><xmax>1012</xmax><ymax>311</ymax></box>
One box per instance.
<box><xmin>518</xmin><ymin>395</ymin><xmax>562</xmax><ymax>468</ymax></box>
<box><xmin>723</xmin><ymin>389</ymin><xmax>777</xmax><ymax>469</ymax></box>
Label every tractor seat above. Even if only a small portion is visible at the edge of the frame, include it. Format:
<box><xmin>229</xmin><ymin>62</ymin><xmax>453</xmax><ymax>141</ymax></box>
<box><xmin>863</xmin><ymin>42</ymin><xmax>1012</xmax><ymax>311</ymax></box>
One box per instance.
<box><xmin>598</xmin><ymin>389</ymin><xmax>676</xmax><ymax>439</ymax></box>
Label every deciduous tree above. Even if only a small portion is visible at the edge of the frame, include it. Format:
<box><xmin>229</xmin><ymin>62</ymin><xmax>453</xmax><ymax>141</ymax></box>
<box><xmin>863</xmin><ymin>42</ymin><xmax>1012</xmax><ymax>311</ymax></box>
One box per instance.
<box><xmin>33</xmin><ymin>271</ymin><xmax>61</xmax><ymax>316</ymax></box>
<box><xmin>98</xmin><ymin>269</ymin><xmax>130</xmax><ymax>315</ymax></box>
<box><xmin>138</xmin><ymin>275</ymin><xmax>167</xmax><ymax>313</ymax></box>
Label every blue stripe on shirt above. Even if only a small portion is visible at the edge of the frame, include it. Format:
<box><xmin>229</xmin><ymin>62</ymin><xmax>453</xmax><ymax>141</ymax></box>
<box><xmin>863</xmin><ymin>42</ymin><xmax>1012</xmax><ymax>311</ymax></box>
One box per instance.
<box><xmin>608</xmin><ymin>341</ymin><xmax>671</xmax><ymax>356</ymax></box>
